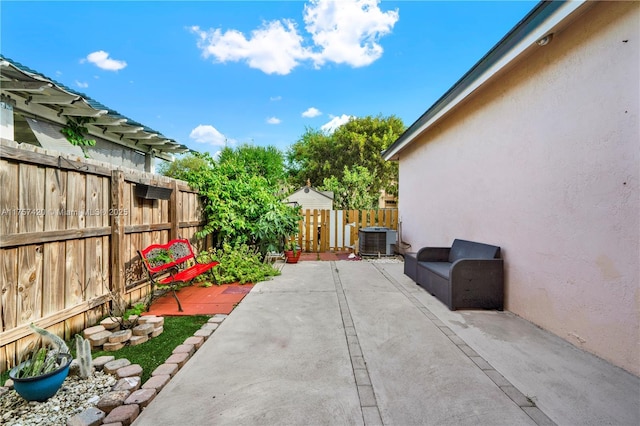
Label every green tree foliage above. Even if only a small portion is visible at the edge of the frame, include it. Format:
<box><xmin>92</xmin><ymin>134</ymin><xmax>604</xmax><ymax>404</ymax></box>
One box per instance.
<box><xmin>218</xmin><ymin>143</ymin><xmax>286</xmax><ymax>187</ymax></box>
<box><xmin>286</xmin><ymin>115</ymin><xmax>404</xmax><ymax>208</ymax></box>
<box><xmin>320</xmin><ymin>165</ymin><xmax>378</xmax><ymax>210</ymax></box>
<box><xmin>157</xmin><ymin>153</ymin><xmax>210</xmax><ymax>182</ymax></box>
<box><xmin>286</xmin><ymin>128</ymin><xmax>334</xmax><ymax>189</ymax></box>
<box><xmin>160</xmin><ymin>147</ymin><xmax>300</xmax><ymax>254</ymax></box>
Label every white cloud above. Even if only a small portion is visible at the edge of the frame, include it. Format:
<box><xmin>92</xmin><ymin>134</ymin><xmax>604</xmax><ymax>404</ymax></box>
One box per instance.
<box><xmin>189</xmin><ymin>124</ymin><xmax>228</xmax><ymax>147</ymax></box>
<box><xmin>75</xmin><ymin>81</ymin><xmax>89</xmax><ymax>89</ymax></box>
<box><xmin>302</xmin><ymin>107</ymin><xmax>322</xmax><ymax>118</ymax></box>
<box><xmin>267</xmin><ymin>117</ymin><xmax>282</xmax><ymax>124</ymax></box>
<box><xmin>84</xmin><ymin>51</ymin><xmax>127</xmax><ymax>71</ymax></box>
<box><xmin>270</xmin><ymin>96</ymin><xmax>282</xmax><ymax>101</ymax></box>
<box><xmin>304</xmin><ymin>0</ymin><xmax>399</xmax><ymax>68</ymax></box>
<box><xmin>191</xmin><ymin>20</ymin><xmax>309</xmax><ymax>75</ymax></box>
<box><xmin>191</xmin><ymin>0</ymin><xmax>398</xmax><ymax>75</ymax></box>
<box><xmin>321</xmin><ymin>114</ymin><xmax>353</xmax><ymax>133</ymax></box>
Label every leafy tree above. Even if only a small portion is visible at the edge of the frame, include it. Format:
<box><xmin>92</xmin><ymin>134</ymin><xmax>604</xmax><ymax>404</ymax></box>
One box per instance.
<box><xmin>286</xmin><ymin>115</ymin><xmax>404</xmax><ymax>201</ymax></box>
<box><xmin>157</xmin><ymin>152</ymin><xmax>211</xmax><ymax>183</ymax></box>
<box><xmin>320</xmin><ymin>165</ymin><xmax>378</xmax><ymax>210</ymax></box>
<box><xmin>160</xmin><ymin>147</ymin><xmax>300</xmax><ymax>254</ymax></box>
<box><xmin>286</xmin><ymin>128</ymin><xmax>334</xmax><ymax>189</ymax></box>
<box><xmin>217</xmin><ymin>143</ymin><xmax>286</xmax><ymax>186</ymax></box>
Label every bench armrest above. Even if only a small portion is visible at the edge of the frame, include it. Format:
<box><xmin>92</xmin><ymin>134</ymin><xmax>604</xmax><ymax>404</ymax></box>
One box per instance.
<box><xmin>450</xmin><ymin>258</ymin><xmax>504</xmax><ymax>281</ymax></box>
<box><xmin>450</xmin><ymin>258</ymin><xmax>504</xmax><ymax>310</ymax></box>
<box><xmin>417</xmin><ymin>247</ymin><xmax>451</xmax><ymax>262</ymax></box>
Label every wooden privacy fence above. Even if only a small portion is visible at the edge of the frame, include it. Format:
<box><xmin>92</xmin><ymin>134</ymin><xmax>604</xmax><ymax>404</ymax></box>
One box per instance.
<box><xmin>0</xmin><ymin>139</ymin><xmax>207</xmax><ymax>373</ymax></box>
<box><xmin>295</xmin><ymin>208</ymin><xmax>398</xmax><ymax>252</ymax></box>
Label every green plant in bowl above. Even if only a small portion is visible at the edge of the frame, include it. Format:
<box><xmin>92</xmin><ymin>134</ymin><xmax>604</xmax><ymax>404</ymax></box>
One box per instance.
<box><xmin>9</xmin><ymin>324</ymin><xmax>72</xmax><ymax>402</ymax></box>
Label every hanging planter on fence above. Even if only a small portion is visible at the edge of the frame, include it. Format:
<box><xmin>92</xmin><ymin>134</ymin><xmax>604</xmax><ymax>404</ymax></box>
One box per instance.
<box><xmin>135</xmin><ymin>183</ymin><xmax>173</xmax><ymax>200</ymax></box>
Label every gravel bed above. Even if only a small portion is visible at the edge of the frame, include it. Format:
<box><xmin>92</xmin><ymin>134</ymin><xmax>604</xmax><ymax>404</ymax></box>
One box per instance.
<box><xmin>0</xmin><ymin>371</ymin><xmax>116</xmax><ymax>426</ymax></box>
<box><xmin>363</xmin><ymin>255</ymin><xmax>404</xmax><ymax>263</ymax></box>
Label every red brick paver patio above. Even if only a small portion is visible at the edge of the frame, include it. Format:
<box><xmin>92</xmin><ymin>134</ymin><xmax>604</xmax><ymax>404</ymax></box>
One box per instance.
<box><xmin>144</xmin><ymin>283</ymin><xmax>254</xmax><ymax>316</ymax></box>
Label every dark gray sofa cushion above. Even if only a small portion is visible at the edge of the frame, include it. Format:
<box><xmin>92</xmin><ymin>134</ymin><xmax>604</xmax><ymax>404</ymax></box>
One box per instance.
<box><xmin>419</xmin><ymin>262</ymin><xmax>451</xmax><ymax>279</ymax></box>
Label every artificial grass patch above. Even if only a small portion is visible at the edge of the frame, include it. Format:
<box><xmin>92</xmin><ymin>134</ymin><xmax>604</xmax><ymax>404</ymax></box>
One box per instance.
<box><xmin>0</xmin><ymin>316</ymin><xmax>210</xmax><ymax>385</ymax></box>
<box><xmin>91</xmin><ymin>315</ymin><xmax>210</xmax><ymax>383</ymax></box>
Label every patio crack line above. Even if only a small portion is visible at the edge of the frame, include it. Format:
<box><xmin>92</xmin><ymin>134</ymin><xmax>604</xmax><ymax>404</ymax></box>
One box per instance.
<box><xmin>371</xmin><ymin>263</ymin><xmax>557</xmax><ymax>426</ymax></box>
<box><xmin>331</xmin><ymin>261</ymin><xmax>384</xmax><ymax>426</ymax></box>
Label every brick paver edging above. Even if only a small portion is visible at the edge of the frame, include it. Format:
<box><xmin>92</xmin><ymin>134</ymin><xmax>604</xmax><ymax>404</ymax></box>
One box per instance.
<box><xmin>67</xmin><ymin>313</ymin><xmax>229</xmax><ymax>426</ymax></box>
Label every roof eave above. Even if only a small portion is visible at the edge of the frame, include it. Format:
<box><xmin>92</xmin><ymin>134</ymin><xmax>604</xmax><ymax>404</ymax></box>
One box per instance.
<box><xmin>0</xmin><ymin>56</ymin><xmax>190</xmax><ymax>158</ymax></box>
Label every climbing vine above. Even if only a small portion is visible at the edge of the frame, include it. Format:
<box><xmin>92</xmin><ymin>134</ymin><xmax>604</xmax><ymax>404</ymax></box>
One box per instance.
<box><xmin>60</xmin><ymin>117</ymin><xmax>96</xmax><ymax>147</ymax></box>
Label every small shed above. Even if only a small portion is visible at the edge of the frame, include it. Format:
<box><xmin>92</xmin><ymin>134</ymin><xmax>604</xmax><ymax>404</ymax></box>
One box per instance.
<box><xmin>283</xmin><ymin>185</ymin><xmax>334</xmax><ymax>212</ymax></box>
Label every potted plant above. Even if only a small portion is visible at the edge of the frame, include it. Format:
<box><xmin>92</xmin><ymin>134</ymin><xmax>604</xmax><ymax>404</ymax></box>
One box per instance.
<box><xmin>9</xmin><ymin>324</ymin><xmax>72</xmax><ymax>402</ymax></box>
<box><xmin>284</xmin><ymin>242</ymin><xmax>301</xmax><ymax>264</ymax></box>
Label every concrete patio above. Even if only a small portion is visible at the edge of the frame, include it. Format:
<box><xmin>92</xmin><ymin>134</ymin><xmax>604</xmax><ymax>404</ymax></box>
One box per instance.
<box><xmin>133</xmin><ymin>260</ymin><xmax>639</xmax><ymax>426</ymax></box>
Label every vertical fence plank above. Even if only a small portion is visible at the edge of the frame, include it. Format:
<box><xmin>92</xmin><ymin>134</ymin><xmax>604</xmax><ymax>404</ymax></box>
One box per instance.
<box><xmin>296</xmin><ymin>217</ymin><xmax>303</xmax><ymax>250</ymax></box>
<box><xmin>348</xmin><ymin>210</ymin><xmax>357</xmax><ymax>250</ymax></box>
<box><xmin>0</xmin><ymin>153</ymin><xmax>15</xmax><ymax>347</ymax></box>
<box><xmin>170</xmin><ymin>182</ymin><xmax>179</xmax><ymax>240</ymax></box>
<box><xmin>111</xmin><ymin>171</ymin><xmax>125</xmax><ymax>294</ymax></box>
<box><xmin>42</xmin><ymin>243</ymin><xmax>65</xmax><ymax>316</ymax></box>
<box><xmin>325</xmin><ymin>210</ymin><xmax>330</xmax><ymax>252</ymax></box>
<box><xmin>44</xmin><ymin>168</ymin><xmax>67</xmax><ymax>231</ymax></box>
<box><xmin>311</xmin><ymin>209</ymin><xmax>318</xmax><ymax>252</ymax></box>
<box><xmin>176</xmin><ymin>186</ymin><xmax>184</xmax><ymax>238</ymax></box>
<box><xmin>101</xmin><ymin>235</ymin><xmax>109</xmax><ymax>294</ymax></box>
<box><xmin>65</xmin><ymin>238</ymin><xmax>85</xmax><ymax>306</ymax></box>
<box><xmin>319</xmin><ymin>210</ymin><xmax>325</xmax><ymax>252</ymax></box>
<box><xmin>18</xmin><ymin>163</ymin><xmax>45</xmax><ymax>233</ymax></box>
<box><xmin>66</xmin><ymin>171</ymin><xmax>86</xmax><ymax>231</ymax></box>
<box><xmin>129</xmin><ymin>232</ymin><xmax>141</xmax><ymax>286</ymax></box>
<box><xmin>0</xmin><ymin>159</ymin><xmax>18</xmax><ymax>236</ymax></box>
<box><xmin>101</xmin><ymin>176</ymin><xmax>110</xmax><ymax>227</ymax></box>
<box><xmin>42</xmin><ymin>168</ymin><xmax>67</xmax><ymax>316</ymax></box>
<box><xmin>334</xmin><ymin>210</ymin><xmax>340</xmax><ymax>251</ymax></box>
<box><xmin>85</xmin><ymin>174</ymin><xmax>102</xmax><ymax>300</ymax></box>
<box><xmin>17</xmin><ymin>245</ymin><xmax>43</xmax><ymax>326</ymax></box>
<box><xmin>304</xmin><ymin>209</ymin><xmax>311</xmax><ymax>252</ymax></box>
<box><xmin>65</xmin><ymin>171</ymin><xmax>86</xmax><ymax>311</ymax></box>
<box><xmin>0</xmin><ymin>342</ymin><xmax>10</xmax><ymax>374</ymax></box>
<box><xmin>1</xmin><ymin>248</ymin><xmax>18</xmax><ymax>331</ymax></box>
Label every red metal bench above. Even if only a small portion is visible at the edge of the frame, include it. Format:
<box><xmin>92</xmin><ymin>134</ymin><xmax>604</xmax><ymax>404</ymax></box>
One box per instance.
<box><xmin>138</xmin><ymin>239</ymin><xmax>219</xmax><ymax>312</ymax></box>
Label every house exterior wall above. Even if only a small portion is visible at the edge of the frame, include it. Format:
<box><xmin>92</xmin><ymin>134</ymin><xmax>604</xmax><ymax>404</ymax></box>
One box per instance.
<box><xmin>397</xmin><ymin>1</ymin><xmax>639</xmax><ymax>375</ymax></box>
<box><xmin>88</xmin><ymin>136</ymin><xmax>146</xmax><ymax>170</ymax></box>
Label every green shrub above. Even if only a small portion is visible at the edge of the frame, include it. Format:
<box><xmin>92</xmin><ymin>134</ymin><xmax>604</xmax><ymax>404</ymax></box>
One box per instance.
<box><xmin>198</xmin><ymin>243</ymin><xmax>280</xmax><ymax>285</ymax></box>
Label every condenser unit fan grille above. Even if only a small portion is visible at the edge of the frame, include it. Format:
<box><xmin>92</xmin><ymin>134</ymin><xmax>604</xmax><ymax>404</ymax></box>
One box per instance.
<box><xmin>359</xmin><ymin>227</ymin><xmax>396</xmax><ymax>256</ymax></box>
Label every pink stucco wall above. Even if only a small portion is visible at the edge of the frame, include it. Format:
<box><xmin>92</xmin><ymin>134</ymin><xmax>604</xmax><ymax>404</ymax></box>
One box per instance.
<box><xmin>398</xmin><ymin>2</ymin><xmax>639</xmax><ymax>375</ymax></box>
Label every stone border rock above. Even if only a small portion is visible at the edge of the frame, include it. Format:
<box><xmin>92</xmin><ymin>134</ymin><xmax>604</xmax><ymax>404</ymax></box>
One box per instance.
<box><xmin>2</xmin><ymin>314</ymin><xmax>228</xmax><ymax>426</ymax></box>
<box><xmin>83</xmin><ymin>316</ymin><xmax>166</xmax><ymax>352</ymax></box>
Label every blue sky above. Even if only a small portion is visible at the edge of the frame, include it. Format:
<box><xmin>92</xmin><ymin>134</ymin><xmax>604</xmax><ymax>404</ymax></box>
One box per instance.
<box><xmin>1</xmin><ymin>0</ymin><xmax>538</xmax><ymax>155</ymax></box>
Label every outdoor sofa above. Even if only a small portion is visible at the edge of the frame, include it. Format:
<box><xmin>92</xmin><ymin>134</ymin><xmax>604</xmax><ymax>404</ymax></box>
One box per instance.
<box><xmin>405</xmin><ymin>239</ymin><xmax>504</xmax><ymax>310</ymax></box>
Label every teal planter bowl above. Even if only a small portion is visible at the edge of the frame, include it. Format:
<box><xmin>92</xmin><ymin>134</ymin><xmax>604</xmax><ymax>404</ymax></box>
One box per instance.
<box><xmin>9</xmin><ymin>353</ymin><xmax>72</xmax><ymax>402</ymax></box>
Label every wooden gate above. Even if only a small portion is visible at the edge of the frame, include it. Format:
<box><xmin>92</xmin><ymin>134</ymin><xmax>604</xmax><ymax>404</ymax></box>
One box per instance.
<box><xmin>294</xmin><ymin>209</ymin><xmax>398</xmax><ymax>253</ymax></box>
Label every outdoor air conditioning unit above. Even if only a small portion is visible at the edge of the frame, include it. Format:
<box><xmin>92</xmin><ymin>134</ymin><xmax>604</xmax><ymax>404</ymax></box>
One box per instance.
<box><xmin>358</xmin><ymin>227</ymin><xmax>397</xmax><ymax>256</ymax></box>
